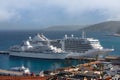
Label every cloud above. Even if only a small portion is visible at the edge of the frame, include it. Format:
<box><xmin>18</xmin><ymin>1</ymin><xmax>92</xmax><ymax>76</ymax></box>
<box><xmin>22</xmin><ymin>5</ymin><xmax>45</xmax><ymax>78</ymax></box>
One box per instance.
<box><xmin>0</xmin><ymin>0</ymin><xmax>120</xmax><ymax>26</ymax></box>
<box><xmin>0</xmin><ymin>9</ymin><xmax>21</xmax><ymax>22</ymax></box>
<box><xmin>47</xmin><ymin>0</ymin><xmax>120</xmax><ymax>19</ymax></box>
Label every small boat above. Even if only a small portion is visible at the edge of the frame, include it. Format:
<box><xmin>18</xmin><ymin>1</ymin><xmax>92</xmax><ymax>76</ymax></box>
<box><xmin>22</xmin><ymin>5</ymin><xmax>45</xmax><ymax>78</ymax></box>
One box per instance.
<box><xmin>10</xmin><ymin>64</ymin><xmax>30</xmax><ymax>74</ymax></box>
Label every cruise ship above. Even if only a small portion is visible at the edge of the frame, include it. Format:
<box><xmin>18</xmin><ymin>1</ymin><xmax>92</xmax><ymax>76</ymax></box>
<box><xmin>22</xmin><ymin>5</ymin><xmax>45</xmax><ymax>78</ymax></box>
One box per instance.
<box><xmin>9</xmin><ymin>32</ymin><xmax>114</xmax><ymax>59</ymax></box>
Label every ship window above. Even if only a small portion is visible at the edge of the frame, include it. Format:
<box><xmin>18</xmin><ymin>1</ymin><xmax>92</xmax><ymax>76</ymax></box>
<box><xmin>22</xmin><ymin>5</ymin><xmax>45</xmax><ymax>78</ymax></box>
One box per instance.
<box><xmin>81</xmin><ymin>41</ymin><xmax>87</xmax><ymax>44</ymax></box>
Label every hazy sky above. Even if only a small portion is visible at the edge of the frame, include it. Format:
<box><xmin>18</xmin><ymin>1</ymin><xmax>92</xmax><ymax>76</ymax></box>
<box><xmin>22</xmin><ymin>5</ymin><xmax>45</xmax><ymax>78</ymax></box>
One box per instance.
<box><xmin>0</xmin><ymin>0</ymin><xmax>120</xmax><ymax>30</ymax></box>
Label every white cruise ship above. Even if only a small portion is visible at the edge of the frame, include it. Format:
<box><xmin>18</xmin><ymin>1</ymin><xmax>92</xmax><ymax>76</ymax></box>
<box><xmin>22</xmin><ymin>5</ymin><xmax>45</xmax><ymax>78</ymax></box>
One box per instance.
<box><xmin>9</xmin><ymin>32</ymin><xmax>114</xmax><ymax>59</ymax></box>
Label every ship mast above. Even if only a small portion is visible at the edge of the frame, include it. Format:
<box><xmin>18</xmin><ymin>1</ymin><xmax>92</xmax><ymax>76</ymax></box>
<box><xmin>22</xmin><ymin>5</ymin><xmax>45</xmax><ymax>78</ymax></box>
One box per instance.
<box><xmin>82</xmin><ymin>30</ymin><xmax>85</xmax><ymax>39</ymax></box>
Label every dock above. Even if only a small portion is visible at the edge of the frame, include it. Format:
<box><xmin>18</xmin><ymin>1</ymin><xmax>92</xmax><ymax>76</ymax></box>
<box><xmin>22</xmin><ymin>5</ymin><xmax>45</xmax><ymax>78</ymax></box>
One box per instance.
<box><xmin>0</xmin><ymin>51</ymin><xmax>9</xmax><ymax>55</ymax></box>
<box><xmin>0</xmin><ymin>69</ymin><xmax>23</xmax><ymax>76</ymax></box>
<box><xmin>105</xmin><ymin>56</ymin><xmax>120</xmax><ymax>60</ymax></box>
<box><xmin>0</xmin><ymin>69</ymin><xmax>51</xmax><ymax>80</ymax></box>
<box><xmin>105</xmin><ymin>56</ymin><xmax>120</xmax><ymax>65</ymax></box>
<box><xmin>0</xmin><ymin>76</ymin><xmax>51</xmax><ymax>80</ymax></box>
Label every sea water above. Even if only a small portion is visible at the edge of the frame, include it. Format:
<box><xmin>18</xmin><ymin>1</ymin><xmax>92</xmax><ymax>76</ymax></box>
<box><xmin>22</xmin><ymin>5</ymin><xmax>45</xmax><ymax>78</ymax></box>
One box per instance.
<box><xmin>0</xmin><ymin>30</ymin><xmax>119</xmax><ymax>73</ymax></box>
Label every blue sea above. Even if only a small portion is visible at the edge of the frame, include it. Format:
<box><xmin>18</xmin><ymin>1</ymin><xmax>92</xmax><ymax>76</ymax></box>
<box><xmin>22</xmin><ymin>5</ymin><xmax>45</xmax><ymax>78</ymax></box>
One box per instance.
<box><xmin>0</xmin><ymin>30</ymin><xmax>120</xmax><ymax>73</ymax></box>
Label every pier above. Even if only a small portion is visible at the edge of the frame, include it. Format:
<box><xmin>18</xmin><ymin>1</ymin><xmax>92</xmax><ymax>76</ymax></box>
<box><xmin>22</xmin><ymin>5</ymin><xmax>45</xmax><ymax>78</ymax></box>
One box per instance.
<box><xmin>0</xmin><ymin>76</ymin><xmax>51</xmax><ymax>80</ymax></box>
<box><xmin>105</xmin><ymin>56</ymin><xmax>120</xmax><ymax>60</ymax></box>
<box><xmin>0</xmin><ymin>69</ymin><xmax>23</xmax><ymax>76</ymax></box>
<box><xmin>0</xmin><ymin>69</ymin><xmax>51</xmax><ymax>80</ymax></box>
<box><xmin>105</xmin><ymin>56</ymin><xmax>120</xmax><ymax>65</ymax></box>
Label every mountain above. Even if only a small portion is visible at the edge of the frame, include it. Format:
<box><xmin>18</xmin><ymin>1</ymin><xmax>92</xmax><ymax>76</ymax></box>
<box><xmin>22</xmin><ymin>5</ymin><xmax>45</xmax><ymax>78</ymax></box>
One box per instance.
<box><xmin>81</xmin><ymin>21</ymin><xmax>120</xmax><ymax>33</ymax></box>
<box><xmin>42</xmin><ymin>25</ymin><xmax>87</xmax><ymax>31</ymax></box>
<box><xmin>43</xmin><ymin>21</ymin><xmax>120</xmax><ymax>33</ymax></box>
<box><xmin>0</xmin><ymin>22</ymin><xmax>43</xmax><ymax>31</ymax></box>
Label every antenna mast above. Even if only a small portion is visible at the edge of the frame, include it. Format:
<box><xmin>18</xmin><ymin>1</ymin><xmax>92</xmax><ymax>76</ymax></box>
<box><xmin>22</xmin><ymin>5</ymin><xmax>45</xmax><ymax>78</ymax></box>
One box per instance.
<box><xmin>82</xmin><ymin>30</ymin><xmax>85</xmax><ymax>39</ymax></box>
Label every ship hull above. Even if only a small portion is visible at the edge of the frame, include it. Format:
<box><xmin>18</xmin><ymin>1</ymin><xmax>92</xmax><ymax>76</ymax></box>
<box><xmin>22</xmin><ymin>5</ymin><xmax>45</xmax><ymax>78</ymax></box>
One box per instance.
<box><xmin>9</xmin><ymin>49</ymin><xmax>113</xmax><ymax>59</ymax></box>
<box><xmin>66</xmin><ymin>49</ymin><xmax>114</xmax><ymax>59</ymax></box>
<box><xmin>9</xmin><ymin>52</ymin><xmax>69</xmax><ymax>59</ymax></box>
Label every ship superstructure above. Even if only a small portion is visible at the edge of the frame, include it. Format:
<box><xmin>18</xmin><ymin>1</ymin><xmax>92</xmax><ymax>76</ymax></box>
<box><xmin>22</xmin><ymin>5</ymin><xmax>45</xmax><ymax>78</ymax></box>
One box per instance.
<box><xmin>60</xmin><ymin>32</ymin><xmax>103</xmax><ymax>53</ymax></box>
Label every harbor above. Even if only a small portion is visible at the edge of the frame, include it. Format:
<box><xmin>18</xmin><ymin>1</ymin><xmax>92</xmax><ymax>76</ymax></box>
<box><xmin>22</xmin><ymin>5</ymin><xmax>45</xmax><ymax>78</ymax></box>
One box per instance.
<box><xmin>1</xmin><ymin>0</ymin><xmax>120</xmax><ymax>79</ymax></box>
<box><xmin>0</xmin><ymin>48</ymin><xmax>119</xmax><ymax>80</ymax></box>
<box><xmin>0</xmin><ymin>32</ymin><xmax>119</xmax><ymax>80</ymax></box>
<box><xmin>0</xmin><ymin>59</ymin><xmax>119</xmax><ymax>80</ymax></box>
